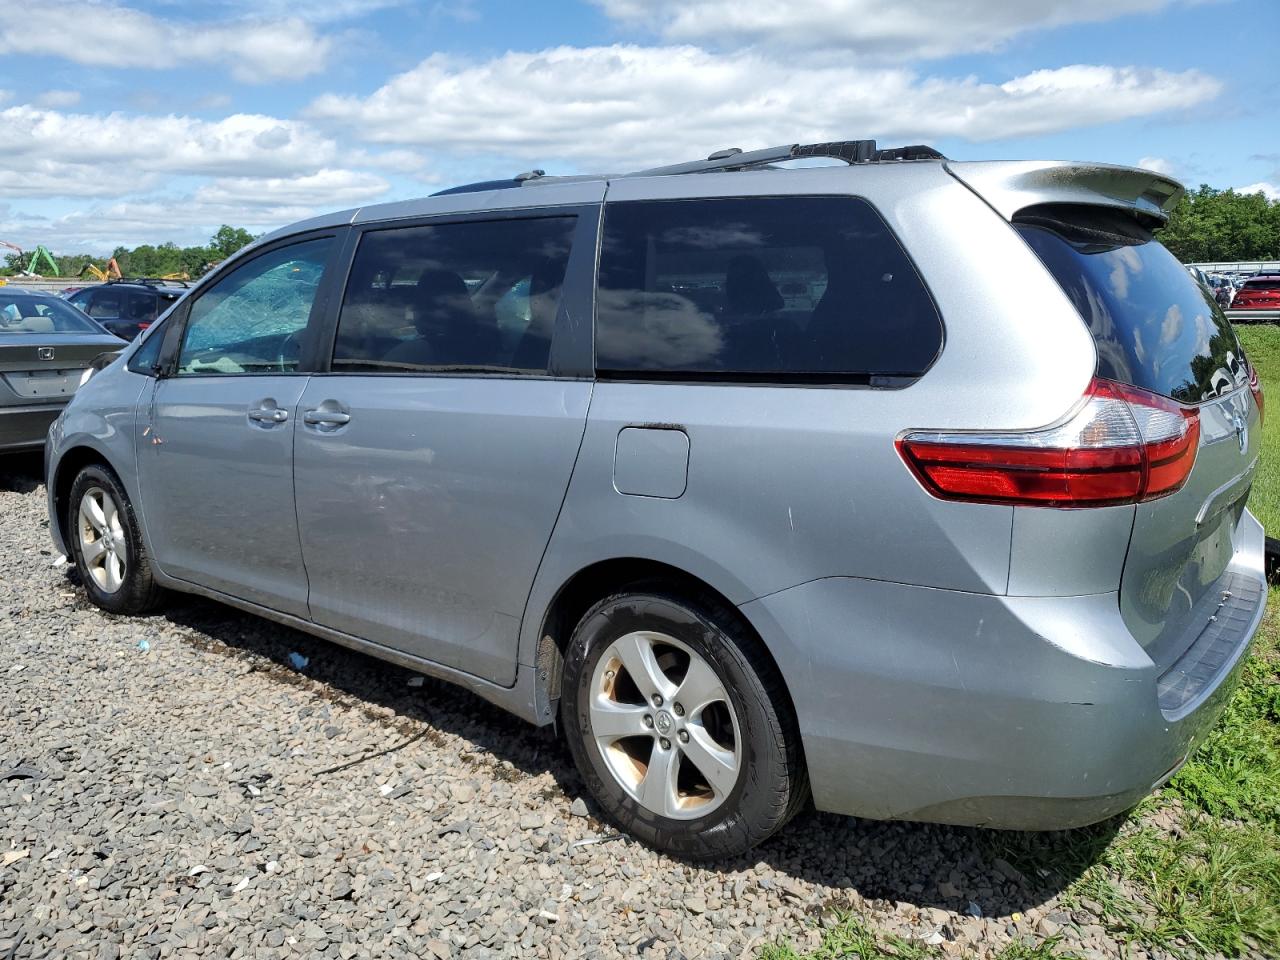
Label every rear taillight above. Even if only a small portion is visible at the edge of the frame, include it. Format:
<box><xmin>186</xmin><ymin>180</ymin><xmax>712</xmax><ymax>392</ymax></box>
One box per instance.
<box><xmin>1248</xmin><ymin>360</ymin><xmax>1264</xmax><ymax>424</ymax></box>
<box><xmin>897</xmin><ymin>378</ymin><xmax>1199</xmax><ymax>507</ymax></box>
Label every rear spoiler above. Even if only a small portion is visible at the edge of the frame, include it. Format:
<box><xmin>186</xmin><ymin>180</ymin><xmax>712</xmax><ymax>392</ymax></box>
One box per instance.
<box><xmin>945</xmin><ymin>160</ymin><xmax>1184</xmax><ymax>224</ymax></box>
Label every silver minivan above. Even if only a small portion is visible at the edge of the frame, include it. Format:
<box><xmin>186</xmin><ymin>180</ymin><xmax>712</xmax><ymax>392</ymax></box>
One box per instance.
<box><xmin>45</xmin><ymin>141</ymin><xmax>1266</xmax><ymax>859</ymax></box>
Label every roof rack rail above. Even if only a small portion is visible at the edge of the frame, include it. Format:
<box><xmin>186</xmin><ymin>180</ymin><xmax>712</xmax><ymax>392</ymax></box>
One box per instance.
<box><xmin>430</xmin><ymin>178</ymin><xmax>523</xmax><ymax>197</ymax></box>
<box><xmin>629</xmin><ymin>139</ymin><xmax>945</xmax><ymax>178</ymax></box>
<box><xmin>104</xmin><ymin>276</ymin><xmax>191</xmax><ymax>288</ymax></box>
<box><xmin>427</xmin><ymin>140</ymin><xmax>946</xmax><ymax>195</ymax></box>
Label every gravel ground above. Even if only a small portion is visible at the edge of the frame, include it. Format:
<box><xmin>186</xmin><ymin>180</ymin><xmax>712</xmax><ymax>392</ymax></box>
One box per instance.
<box><xmin>1</xmin><ymin>454</ymin><xmax>1149</xmax><ymax>960</ymax></box>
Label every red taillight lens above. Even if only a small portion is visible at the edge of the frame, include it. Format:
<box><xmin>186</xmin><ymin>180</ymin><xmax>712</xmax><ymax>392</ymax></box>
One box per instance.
<box><xmin>897</xmin><ymin>378</ymin><xmax>1199</xmax><ymax>507</ymax></box>
<box><xmin>1248</xmin><ymin>360</ymin><xmax>1264</xmax><ymax>424</ymax></box>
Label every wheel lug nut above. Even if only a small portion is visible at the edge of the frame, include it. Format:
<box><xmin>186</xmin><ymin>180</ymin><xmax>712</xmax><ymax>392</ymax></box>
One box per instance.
<box><xmin>673</xmin><ymin>702</ymin><xmax>684</xmax><ymax>717</ymax></box>
<box><xmin>651</xmin><ymin>694</ymin><xmax>663</xmax><ymax>708</ymax></box>
<box><xmin>659</xmin><ymin>737</ymin><xmax>671</xmax><ymax>750</ymax></box>
<box><xmin>678</xmin><ymin>730</ymin><xmax>689</xmax><ymax>744</ymax></box>
<box><xmin>643</xmin><ymin>715</ymin><xmax>654</xmax><ymax>728</ymax></box>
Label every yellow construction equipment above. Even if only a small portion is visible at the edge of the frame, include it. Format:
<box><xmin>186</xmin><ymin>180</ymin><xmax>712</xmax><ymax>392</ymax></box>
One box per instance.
<box><xmin>78</xmin><ymin>258</ymin><xmax>124</xmax><ymax>282</ymax></box>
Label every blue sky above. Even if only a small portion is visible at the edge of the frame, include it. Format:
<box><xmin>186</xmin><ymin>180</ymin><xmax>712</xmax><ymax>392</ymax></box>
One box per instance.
<box><xmin>0</xmin><ymin>0</ymin><xmax>1276</xmax><ymax>253</ymax></box>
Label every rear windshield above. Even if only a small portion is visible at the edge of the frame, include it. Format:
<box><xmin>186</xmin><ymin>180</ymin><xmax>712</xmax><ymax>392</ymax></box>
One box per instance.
<box><xmin>1016</xmin><ymin>206</ymin><xmax>1244</xmax><ymax>404</ymax></box>
<box><xmin>0</xmin><ymin>295</ymin><xmax>103</xmax><ymax>334</ymax></box>
<box><xmin>1241</xmin><ymin>278</ymin><xmax>1280</xmax><ymax>290</ymax></box>
<box><xmin>596</xmin><ymin>197</ymin><xmax>942</xmax><ymax>383</ymax></box>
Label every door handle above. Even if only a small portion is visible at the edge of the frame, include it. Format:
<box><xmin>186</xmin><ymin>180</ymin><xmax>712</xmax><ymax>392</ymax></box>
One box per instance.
<box><xmin>248</xmin><ymin>408</ymin><xmax>289</xmax><ymax>423</ymax></box>
<box><xmin>303</xmin><ymin>409</ymin><xmax>351</xmax><ymax>426</ymax></box>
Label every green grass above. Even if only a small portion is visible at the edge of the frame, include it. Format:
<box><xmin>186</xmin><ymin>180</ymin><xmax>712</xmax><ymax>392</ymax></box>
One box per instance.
<box><xmin>1236</xmin><ymin>325</ymin><xmax>1280</xmax><ymax>533</ymax></box>
<box><xmin>759</xmin><ymin>913</ymin><xmax>938</xmax><ymax>960</ymax></box>
<box><xmin>765</xmin><ymin>324</ymin><xmax>1280</xmax><ymax>959</ymax></box>
<box><xmin>1057</xmin><ymin>594</ymin><xmax>1280</xmax><ymax>957</ymax></box>
<box><xmin>758</xmin><ymin>913</ymin><xmax>1079</xmax><ymax>960</ymax></box>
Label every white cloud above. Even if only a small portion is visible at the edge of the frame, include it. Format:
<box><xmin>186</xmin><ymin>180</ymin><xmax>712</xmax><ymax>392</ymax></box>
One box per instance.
<box><xmin>33</xmin><ymin>90</ymin><xmax>81</xmax><ymax>108</ymax></box>
<box><xmin>0</xmin><ymin>159</ymin><xmax>162</xmax><ymax>199</ymax></box>
<box><xmin>1235</xmin><ymin>182</ymin><xmax>1280</xmax><ymax>201</ymax></box>
<box><xmin>0</xmin><ymin>198</ymin><xmax>316</xmax><ymax>253</ymax></box>
<box><xmin>0</xmin><ymin>106</ymin><xmax>342</xmax><ymax>184</ymax></box>
<box><xmin>194</xmin><ymin>169</ymin><xmax>390</xmax><ymax>208</ymax></box>
<box><xmin>0</xmin><ymin>3</ymin><xmax>333</xmax><ymax>83</ymax></box>
<box><xmin>1138</xmin><ymin>156</ymin><xmax>1175</xmax><ymax>176</ymax></box>
<box><xmin>0</xmin><ymin>101</ymin><xmax>409</xmax><ymax>251</ymax></box>
<box><xmin>594</xmin><ymin>0</ymin><xmax>1188</xmax><ymax>60</ymax></box>
<box><xmin>308</xmin><ymin>46</ymin><xmax>1222</xmax><ymax>169</ymax></box>
<box><xmin>223</xmin><ymin>0</ymin><xmax>410</xmax><ymax>22</ymax></box>
<box><xmin>431</xmin><ymin>0</ymin><xmax>480</xmax><ymax>21</ymax></box>
<box><xmin>195</xmin><ymin>94</ymin><xmax>233</xmax><ymax>111</ymax></box>
<box><xmin>352</xmin><ymin>148</ymin><xmax>431</xmax><ymax>175</ymax></box>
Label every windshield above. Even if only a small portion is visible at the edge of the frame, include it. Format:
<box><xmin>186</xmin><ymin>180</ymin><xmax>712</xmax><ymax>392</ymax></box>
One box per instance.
<box><xmin>1016</xmin><ymin>206</ymin><xmax>1244</xmax><ymax>404</ymax></box>
<box><xmin>0</xmin><ymin>295</ymin><xmax>104</xmax><ymax>334</ymax></box>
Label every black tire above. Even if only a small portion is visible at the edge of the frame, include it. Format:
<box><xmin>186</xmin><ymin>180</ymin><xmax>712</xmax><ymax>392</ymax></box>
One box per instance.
<box><xmin>561</xmin><ymin>586</ymin><xmax>808</xmax><ymax>860</ymax></box>
<box><xmin>67</xmin><ymin>463</ymin><xmax>165</xmax><ymax>615</ymax></box>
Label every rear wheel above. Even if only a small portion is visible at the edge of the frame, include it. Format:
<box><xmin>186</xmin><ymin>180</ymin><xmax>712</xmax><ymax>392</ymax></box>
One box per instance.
<box><xmin>561</xmin><ymin>588</ymin><xmax>807</xmax><ymax>859</ymax></box>
<box><xmin>68</xmin><ymin>464</ymin><xmax>164</xmax><ymax>615</ymax></box>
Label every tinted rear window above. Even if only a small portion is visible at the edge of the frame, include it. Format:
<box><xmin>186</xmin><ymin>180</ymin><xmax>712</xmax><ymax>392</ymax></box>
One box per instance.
<box><xmin>1016</xmin><ymin>207</ymin><xmax>1244</xmax><ymax>404</ymax></box>
<box><xmin>332</xmin><ymin>216</ymin><xmax>576</xmax><ymax>375</ymax></box>
<box><xmin>1241</xmin><ymin>279</ymin><xmax>1280</xmax><ymax>290</ymax></box>
<box><xmin>595</xmin><ymin>197</ymin><xmax>942</xmax><ymax>383</ymax></box>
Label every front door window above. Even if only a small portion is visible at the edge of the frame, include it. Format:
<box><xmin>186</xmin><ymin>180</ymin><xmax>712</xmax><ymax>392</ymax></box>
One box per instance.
<box><xmin>177</xmin><ymin>238</ymin><xmax>333</xmax><ymax>376</ymax></box>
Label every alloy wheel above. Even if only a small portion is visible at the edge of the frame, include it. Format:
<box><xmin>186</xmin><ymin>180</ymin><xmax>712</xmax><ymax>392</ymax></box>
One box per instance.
<box><xmin>588</xmin><ymin>630</ymin><xmax>742</xmax><ymax>820</ymax></box>
<box><xmin>77</xmin><ymin>486</ymin><xmax>127</xmax><ymax>594</ymax></box>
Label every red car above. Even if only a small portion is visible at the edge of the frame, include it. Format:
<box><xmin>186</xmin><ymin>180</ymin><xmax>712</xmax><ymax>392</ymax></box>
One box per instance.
<box><xmin>1230</xmin><ymin>274</ymin><xmax>1280</xmax><ymax>310</ymax></box>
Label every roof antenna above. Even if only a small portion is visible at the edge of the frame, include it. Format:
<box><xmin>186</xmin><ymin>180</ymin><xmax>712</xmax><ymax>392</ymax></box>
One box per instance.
<box><xmin>706</xmin><ymin>148</ymin><xmax>742</xmax><ymax>161</ymax></box>
<box><xmin>515</xmin><ymin>169</ymin><xmax>545</xmax><ymax>182</ymax></box>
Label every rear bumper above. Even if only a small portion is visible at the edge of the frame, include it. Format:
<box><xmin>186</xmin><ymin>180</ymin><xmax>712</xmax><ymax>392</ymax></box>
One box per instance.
<box><xmin>0</xmin><ymin>402</ymin><xmax>64</xmax><ymax>452</ymax></box>
<box><xmin>740</xmin><ymin>511</ymin><xmax>1266</xmax><ymax>830</ymax></box>
<box><xmin>1226</xmin><ymin>308</ymin><xmax>1280</xmax><ymax>323</ymax></box>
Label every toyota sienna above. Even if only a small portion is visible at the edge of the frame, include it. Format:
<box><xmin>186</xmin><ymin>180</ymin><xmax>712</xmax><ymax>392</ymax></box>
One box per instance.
<box><xmin>45</xmin><ymin>140</ymin><xmax>1266</xmax><ymax>859</ymax></box>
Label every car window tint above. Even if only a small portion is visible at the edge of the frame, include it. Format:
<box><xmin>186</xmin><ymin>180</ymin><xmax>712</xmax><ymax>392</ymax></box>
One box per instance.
<box><xmin>332</xmin><ymin>216</ymin><xmax>577</xmax><ymax>375</ymax></box>
<box><xmin>67</xmin><ymin>290</ymin><xmax>93</xmax><ymax>311</ymax></box>
<box><xmin>595</xmin><ymin>197</ymin><xmax>942</xmax><ymax>382</ymax></box>
<box><xmin>126</xmin><ymin>290</ymin><xmax>159</xmax><ymax>322</ymax></box>
<box><xmin>88</xmin><ymin>292</ymin><xmax>121</xmax><ymax>318</ymax></box>
<box><xmin>176</xmin><ymin>238</ymin><xmax>333</xmax><ymax>376</ymax></box>
<box><xmin>1016</xmin><ymin>206</ymin><xmax>1243</xmax><ymax>403</ymax></box>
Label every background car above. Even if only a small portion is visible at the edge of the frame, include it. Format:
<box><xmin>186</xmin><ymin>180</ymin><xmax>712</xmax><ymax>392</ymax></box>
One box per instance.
<box><xmin>1185</xmin><ymin>264</ymin><xmax>1210</xmax><ymax>288</ymax></box>
<box><xmin>65</xmin><ymin>279</ymin><xmax>188</xmax><ymax>341</ymax></box>
<box><xmin>1229</xmin><ymin>274</ymin><xmax>1280</xmax><ymax>311</ymax></box>
<box><xmin>1206</xmin><ymin>274</ymin><xmax>1236</xmax><ymax>307</ymax></box>
<box><xmin>1</xmin><ymin>289</ymin><xmax>124</xmax><ymax>453</ymax></box>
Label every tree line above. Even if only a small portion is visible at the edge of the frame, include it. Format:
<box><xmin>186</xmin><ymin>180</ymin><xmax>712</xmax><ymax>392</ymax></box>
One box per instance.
<box><xmin>1155</xmin><ymin>186</ymin><xmax>1280</xmax><ymax>263</ymax></box>
<box><xmin>1</xmin><ymin>225</ymin><xmax>257</xmax><ymax>278</ymax></box>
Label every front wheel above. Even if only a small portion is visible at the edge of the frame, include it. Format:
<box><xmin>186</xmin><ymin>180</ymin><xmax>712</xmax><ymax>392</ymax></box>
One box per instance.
<box><xmin>561</xmin><ymin>588</ymin><xmax>808</xmax><ymax>860</ymax></box>
<box><xmin>67</xmin><ymin>463</ymin><xmax>165</xmax><ymax>615</ymax></box>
